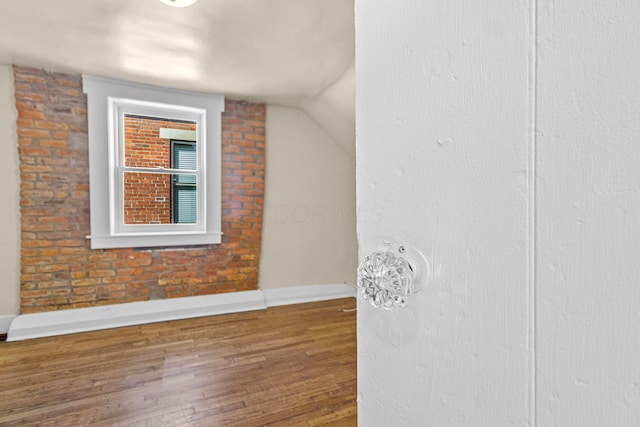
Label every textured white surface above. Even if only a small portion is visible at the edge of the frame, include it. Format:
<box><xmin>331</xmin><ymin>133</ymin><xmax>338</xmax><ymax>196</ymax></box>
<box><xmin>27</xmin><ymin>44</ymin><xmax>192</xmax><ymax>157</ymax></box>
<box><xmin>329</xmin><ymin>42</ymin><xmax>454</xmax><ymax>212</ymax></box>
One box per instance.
<box><xmin>0</xmin><ymin>65</ymin><xmax>19</xmax><ymax>317</ymax></box>
<box><xmin>357</xmin><ymin>0</ymin><xmax>640</xmax><ymax>425</ymax></box>
<box><xmin>356</xmin><ymin>1</ymin><xmax>532</xmax><ymax>424</ymax></box>
<box><xmin>536</xmin><ymin>1</ymin><xmax>640</xmax><ymax>424</ymax></box>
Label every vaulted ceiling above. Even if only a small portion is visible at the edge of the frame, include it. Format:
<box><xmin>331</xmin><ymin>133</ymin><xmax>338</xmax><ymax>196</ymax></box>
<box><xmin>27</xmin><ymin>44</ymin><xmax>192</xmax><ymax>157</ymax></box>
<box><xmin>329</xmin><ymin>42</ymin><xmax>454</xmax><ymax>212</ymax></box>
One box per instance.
<box><xmin>0</xmin><ymin>0</ymin><xmax>354</xmax><ymax>149</ymax></box>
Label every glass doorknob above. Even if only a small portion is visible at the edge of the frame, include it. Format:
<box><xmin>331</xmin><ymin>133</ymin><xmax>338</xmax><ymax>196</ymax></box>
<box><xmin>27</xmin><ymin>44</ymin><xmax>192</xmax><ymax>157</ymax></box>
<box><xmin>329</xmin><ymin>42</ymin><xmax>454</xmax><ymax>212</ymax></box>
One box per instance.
<box><xmin>357</xmin><ymin>243</ymin><xmax>428</xmax><ymax>310</ymax></box>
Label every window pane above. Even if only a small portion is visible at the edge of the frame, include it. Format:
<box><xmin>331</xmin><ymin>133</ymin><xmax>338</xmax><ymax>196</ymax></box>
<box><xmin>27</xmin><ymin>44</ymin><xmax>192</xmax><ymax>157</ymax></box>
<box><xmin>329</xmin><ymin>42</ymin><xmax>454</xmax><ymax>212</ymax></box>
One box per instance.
<box><xmin>123</xmin><ymin>172</ymin><xmax>198</xmax><ymax>225</ymax></box>
<box><xmin>172</xmin><ymin>142</ymin><xmax>197</xmax><ymax>172</ymax></box>
<box><xmin>173</xmin><ymin>176</ymin><xmax>198</xmax><ymax>224</ymax></box>
<box><xmin>124</xmin><ymin>114</ymin><xmax>196</xmax><ymax>168</ymax></box>
<box><xmin>123</xmin><ymin>172</ymin><xmax>173</xmax><ymax>224</ymax></box>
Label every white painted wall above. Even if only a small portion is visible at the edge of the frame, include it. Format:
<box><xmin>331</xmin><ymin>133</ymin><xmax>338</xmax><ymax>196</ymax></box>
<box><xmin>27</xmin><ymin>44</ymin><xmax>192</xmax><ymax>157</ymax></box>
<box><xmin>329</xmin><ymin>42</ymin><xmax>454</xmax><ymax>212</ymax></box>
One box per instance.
<box><xmin>0</xmin><ymin>64</ymin><xmax>20</xmax><ymax>318</ymax></box>
<box><xmin>301</xmin><ymin>59</ymin><xmax>355</xmax><ymax>158</ymax></box>
<box><xmin>536</xmin><ymin>1</ymin><xmax>640</xmax><ymax>424</ymax></box>
<box><xmin>357</xmin><ymin>0</ymin><xmax>640</xmax><ymax>425</ymax></box>
<box><xmin>356</xmin><ymin>1</ymin><xmax>532</xmax><ymax>424</ymax></box>
<box><xmin>260</xmin><ymin>105</ymin><xmax>356</xmax><ymax>289</ymax></box>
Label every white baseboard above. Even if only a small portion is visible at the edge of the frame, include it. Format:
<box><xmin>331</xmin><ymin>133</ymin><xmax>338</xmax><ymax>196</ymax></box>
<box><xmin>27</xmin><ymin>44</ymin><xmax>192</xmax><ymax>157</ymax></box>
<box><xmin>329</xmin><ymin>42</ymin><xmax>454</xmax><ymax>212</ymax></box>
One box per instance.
<box><xmin>0</xmin><ymin>314</ymin><xmax>17</xmax><ymax>335</ymax></box>
<box><xmin>262</xmin><ymin>283</ymin><xmax>356</xmax><ymax>307</ymax></box>
<box><xmin>7</xmin><ymin>290</ymin><xmax>267</xmax><ymax>342</ymax></box>
<box><xmin>6</xmin><ymin>284</ymin><xmax>356</xmax><ymax>342</ymax></box>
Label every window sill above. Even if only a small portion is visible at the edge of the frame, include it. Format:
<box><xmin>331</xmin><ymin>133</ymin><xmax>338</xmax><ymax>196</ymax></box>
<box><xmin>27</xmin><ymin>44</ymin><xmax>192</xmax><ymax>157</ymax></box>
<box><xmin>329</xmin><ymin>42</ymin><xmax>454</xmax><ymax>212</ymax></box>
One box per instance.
<box><xmin>87</xmin><ymin>232</ymin><xmax>223</xmax><ymax>249</ymax></box>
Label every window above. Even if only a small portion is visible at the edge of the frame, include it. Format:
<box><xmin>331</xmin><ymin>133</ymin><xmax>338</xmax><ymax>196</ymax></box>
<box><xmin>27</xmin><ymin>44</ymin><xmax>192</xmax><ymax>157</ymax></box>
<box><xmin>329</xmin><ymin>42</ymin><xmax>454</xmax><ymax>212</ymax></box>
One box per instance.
<box><xmin>83</xmin><ymin>76</ymin><xmax>225</xmax><ymax>249</ymax></box>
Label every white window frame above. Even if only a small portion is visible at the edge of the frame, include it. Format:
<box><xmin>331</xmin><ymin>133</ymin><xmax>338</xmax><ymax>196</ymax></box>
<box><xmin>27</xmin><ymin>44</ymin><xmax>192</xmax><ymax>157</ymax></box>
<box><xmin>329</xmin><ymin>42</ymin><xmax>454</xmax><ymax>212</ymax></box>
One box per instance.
<box><xmin>83</xmin><ymin>76</ymin><xmax>225</xmax><ymax>249</ymax></box>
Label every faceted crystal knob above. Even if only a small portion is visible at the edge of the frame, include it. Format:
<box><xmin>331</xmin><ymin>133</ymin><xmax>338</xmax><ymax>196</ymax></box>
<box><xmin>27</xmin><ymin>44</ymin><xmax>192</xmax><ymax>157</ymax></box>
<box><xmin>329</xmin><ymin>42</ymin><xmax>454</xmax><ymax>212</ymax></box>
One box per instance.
<box><xmin>357</xmin><ymin>251</ymin><xmax>415</xmax><ymax>310</ymax></box>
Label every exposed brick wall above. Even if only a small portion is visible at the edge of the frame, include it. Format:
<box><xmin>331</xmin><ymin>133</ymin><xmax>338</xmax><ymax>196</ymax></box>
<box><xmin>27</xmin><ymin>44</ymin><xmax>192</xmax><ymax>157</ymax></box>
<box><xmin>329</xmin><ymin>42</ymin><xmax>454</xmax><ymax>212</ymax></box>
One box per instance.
<box><xmin>123</xmin><ymin>116</ymin><xmax>197</xmax><ymax>224</ymax></box>
<box><xmin>15</xmin><ymin>66</ymin><xmax>266</xmax><ymax>313</ymax></box>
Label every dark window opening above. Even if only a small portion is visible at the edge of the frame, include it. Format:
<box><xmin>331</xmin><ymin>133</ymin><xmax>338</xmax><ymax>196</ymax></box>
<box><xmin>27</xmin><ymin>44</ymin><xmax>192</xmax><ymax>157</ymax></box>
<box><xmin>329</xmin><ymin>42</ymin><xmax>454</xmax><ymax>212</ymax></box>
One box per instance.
<box><xmin>171</xmin><ymin>140</ymin><xmax>197</xmax><ymax>224</ymax></box>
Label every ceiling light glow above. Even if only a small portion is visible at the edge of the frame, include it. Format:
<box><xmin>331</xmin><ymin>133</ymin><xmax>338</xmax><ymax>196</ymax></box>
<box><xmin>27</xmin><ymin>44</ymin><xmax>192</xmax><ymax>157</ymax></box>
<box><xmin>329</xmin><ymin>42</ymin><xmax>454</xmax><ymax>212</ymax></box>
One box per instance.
<box><xmin>160</xmin><ymin>0</ymin><xmax>198</xmax><ymax>7</ymax></box>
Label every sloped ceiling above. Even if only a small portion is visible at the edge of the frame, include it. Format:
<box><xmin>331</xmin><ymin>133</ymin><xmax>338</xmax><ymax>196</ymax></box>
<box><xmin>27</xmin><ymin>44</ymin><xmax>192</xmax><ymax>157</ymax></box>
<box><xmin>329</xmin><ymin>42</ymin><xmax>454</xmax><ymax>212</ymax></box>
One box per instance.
<box><xmin>0</xmin><ymin>0</ymin><xmax>354</xmax><ymax>147</ymax></box>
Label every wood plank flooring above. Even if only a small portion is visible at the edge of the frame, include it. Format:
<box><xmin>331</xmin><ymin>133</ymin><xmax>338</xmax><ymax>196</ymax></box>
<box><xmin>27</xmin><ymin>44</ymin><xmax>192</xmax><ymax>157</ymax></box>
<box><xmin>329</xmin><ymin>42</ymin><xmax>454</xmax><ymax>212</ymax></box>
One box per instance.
<box><xmin>0</xmin><ymin>298</ymin><xmax>357</xmax><ymax>426</ymax></box>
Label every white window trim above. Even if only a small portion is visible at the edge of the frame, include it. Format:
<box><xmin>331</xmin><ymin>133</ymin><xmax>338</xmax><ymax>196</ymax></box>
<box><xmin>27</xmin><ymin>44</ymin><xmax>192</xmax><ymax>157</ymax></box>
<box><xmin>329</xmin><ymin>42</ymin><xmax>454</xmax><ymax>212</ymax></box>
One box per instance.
<box><xmin>111</xmin><ymin>101</ymin><xmax>205</xmax><ymax>236</ymax></box>
<box><xmin>83</xmin><ymin>75</ymin><xmax>225</xmax><ymax>249</ymax></box>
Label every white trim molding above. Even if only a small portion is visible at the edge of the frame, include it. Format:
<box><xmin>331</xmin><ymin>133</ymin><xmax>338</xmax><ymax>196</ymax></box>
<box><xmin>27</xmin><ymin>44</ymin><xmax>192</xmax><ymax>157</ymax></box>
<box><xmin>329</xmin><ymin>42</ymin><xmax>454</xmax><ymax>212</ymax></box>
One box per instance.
<box><xmin>262</xmin><ymin>283</ymin><xmax>356</xmax><ymax>307</ymax></box>
<box><xmin>7</xmin><ymin>291</ymin><xmax>266</xmax><ymax>342</ymax></box>
<box><xmin>6</xmin><ymin>284</ymin><xmax>355</xmax><ymax>341</ymax></box>
<box><xmin>82</xmin><ymin>75</ymin><xmax>225</xmax><ymax>249</ymax></box>
<box><xmin>0</xmin><ymin>314</ymin><xmax>17</xmax><ymax>335</ymax></box>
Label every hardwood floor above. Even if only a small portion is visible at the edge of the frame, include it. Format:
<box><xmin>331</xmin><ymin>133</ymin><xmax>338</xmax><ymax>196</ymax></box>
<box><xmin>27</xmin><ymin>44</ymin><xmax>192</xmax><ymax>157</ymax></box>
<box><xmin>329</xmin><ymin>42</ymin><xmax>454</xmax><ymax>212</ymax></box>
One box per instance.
<box><xmin>0</xmin><ymin>298</ymin><xmax>357</xmax><ymax>426</ymax></box>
